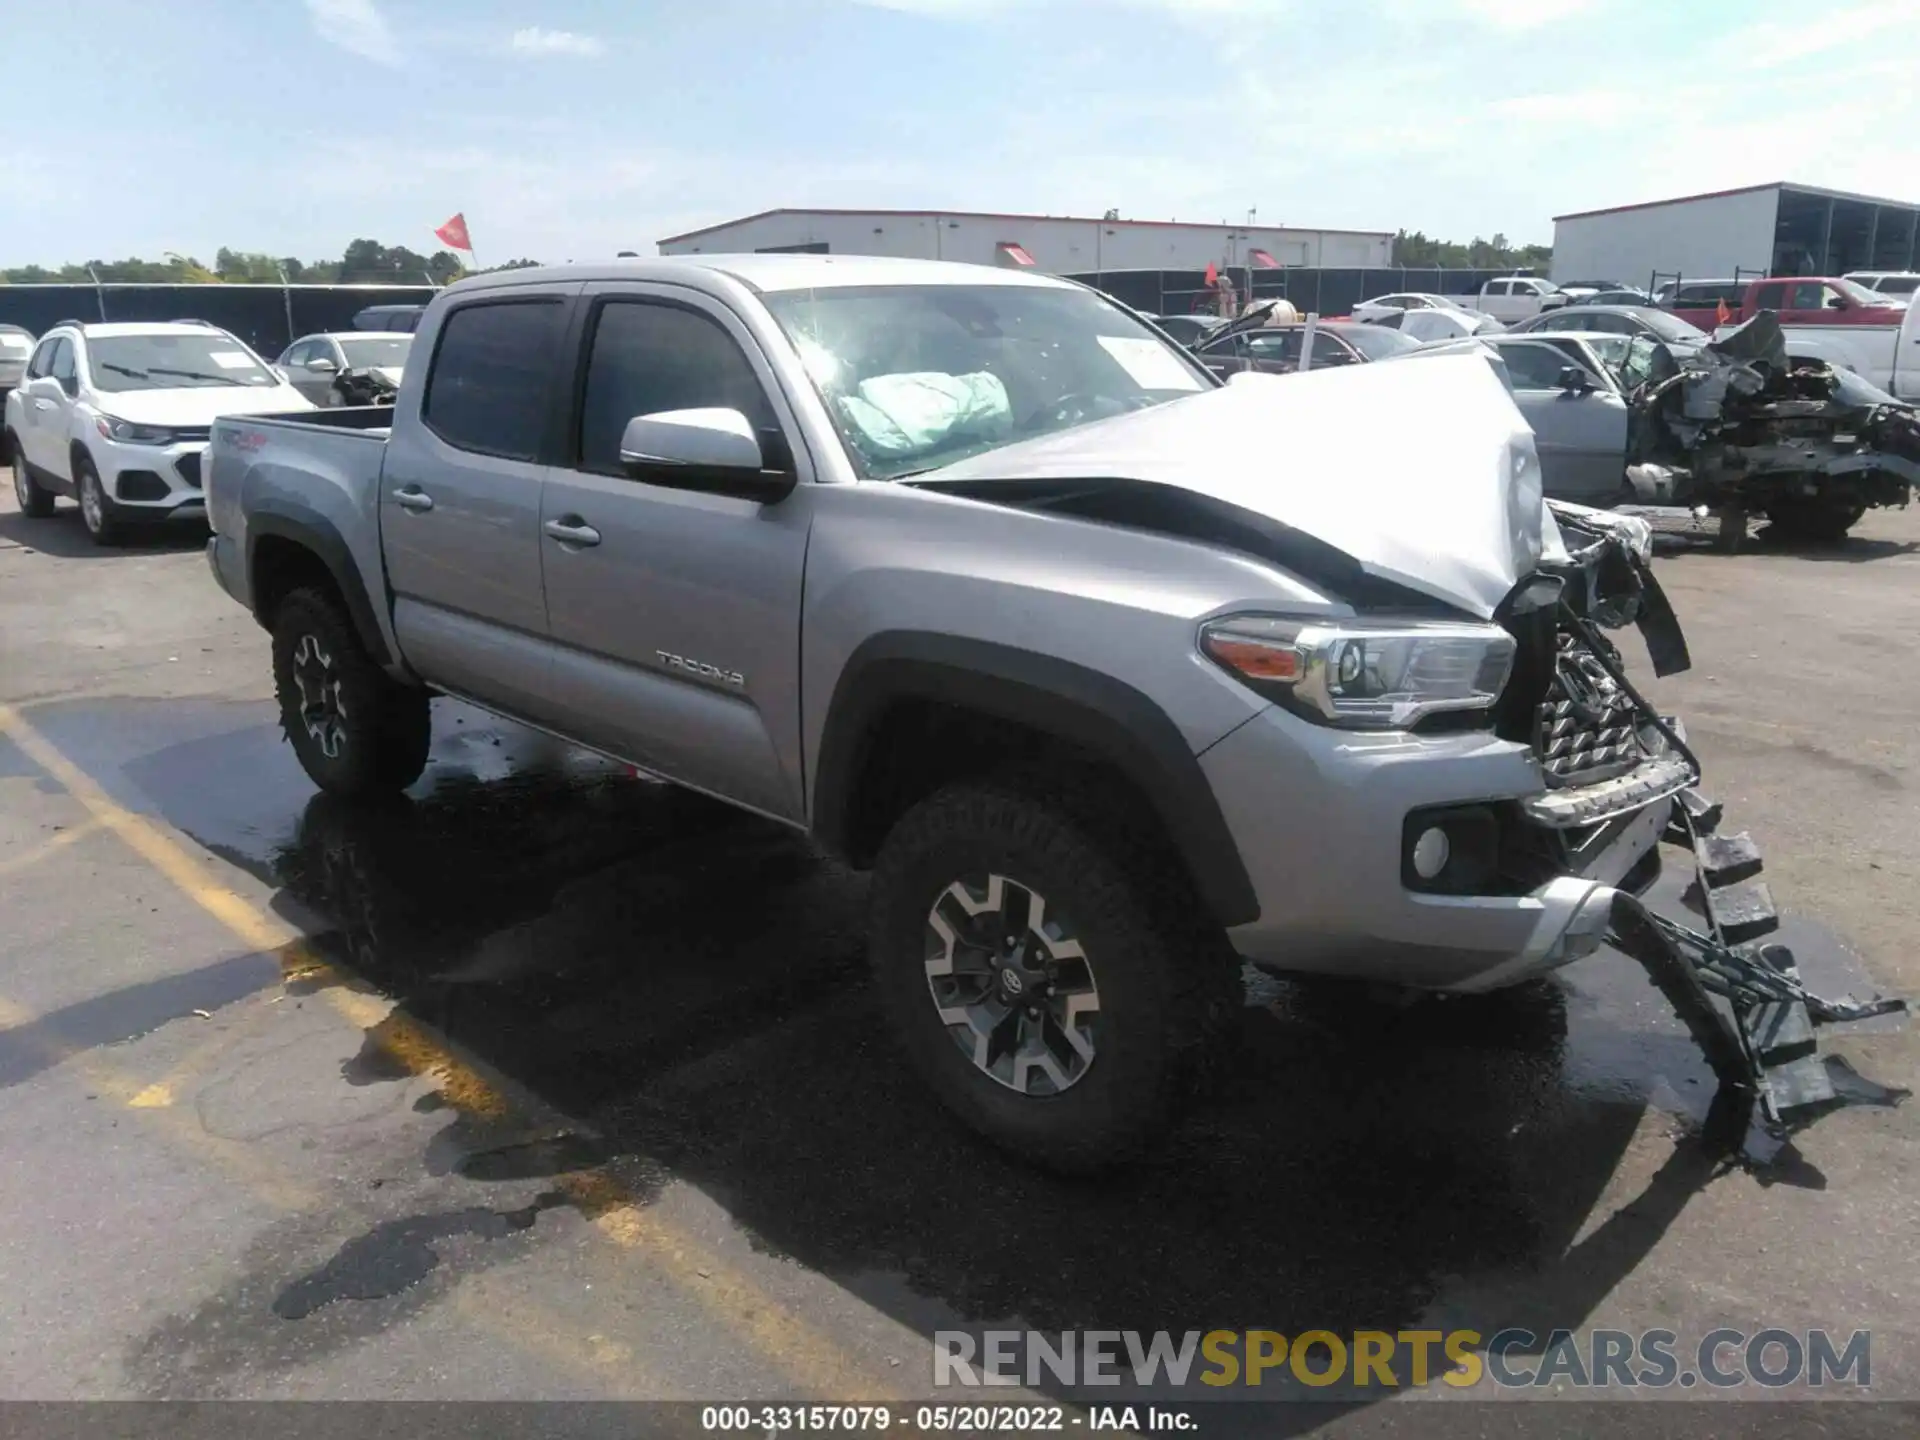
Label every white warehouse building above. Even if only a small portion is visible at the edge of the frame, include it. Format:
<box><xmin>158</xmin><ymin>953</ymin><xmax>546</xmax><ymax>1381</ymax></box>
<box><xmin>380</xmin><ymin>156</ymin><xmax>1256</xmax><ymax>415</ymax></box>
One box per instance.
<box><xmin>655</xmin><ymin>208</ymin><xmax>1394</xmax><ymax>274</ymax></box>
<box><xmin>1551</xmin><ymin>182</ymin><xmax>1920</xmax><ymax>288</ymax></box>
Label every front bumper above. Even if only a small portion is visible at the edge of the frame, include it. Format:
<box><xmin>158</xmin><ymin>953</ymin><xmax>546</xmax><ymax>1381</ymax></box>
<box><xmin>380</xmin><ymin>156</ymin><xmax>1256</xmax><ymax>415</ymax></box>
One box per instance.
<box><xmin>97</xmin><ymin>437</ymin><xmax>209</xmax><ymax>520</ymax></box>
<box><xmin>1202</xmin><ymin>705</ymin><xmax>1690</xmax><ymax>992</ymax></box>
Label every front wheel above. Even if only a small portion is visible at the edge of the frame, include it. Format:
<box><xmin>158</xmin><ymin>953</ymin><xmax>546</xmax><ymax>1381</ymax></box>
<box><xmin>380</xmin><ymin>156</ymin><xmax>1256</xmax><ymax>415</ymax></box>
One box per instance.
<box><xmin>867</xmin><ymin>778</ymin><xmax>1240</xmax><ymax>1173</ymax></box>
<box><xmin>1766</xmin><ymin>495</ymin><xmax>1865</xmax><ymax>544</ymax></box>
<box><xmin>74</xmin><ymin>454</ymin><xmax>122</xmax><ymax>545</ymax></box>
<box><xmin>10</xmin><ymin>441</ymin><xmax>56</xmax><ymax>519</ymax></box>
<box><xmin>270</xmin><ymin>586</ymin><xmax>432</xmax><ymax>798</ymax></box>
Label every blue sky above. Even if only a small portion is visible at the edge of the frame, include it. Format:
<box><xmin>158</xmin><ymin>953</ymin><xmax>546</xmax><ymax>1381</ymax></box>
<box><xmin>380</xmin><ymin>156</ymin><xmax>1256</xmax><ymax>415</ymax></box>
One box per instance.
<box><xmin>4</xmin><ymin>0</ymin><xmax>1914</xmax><ymax>268</ymax></box>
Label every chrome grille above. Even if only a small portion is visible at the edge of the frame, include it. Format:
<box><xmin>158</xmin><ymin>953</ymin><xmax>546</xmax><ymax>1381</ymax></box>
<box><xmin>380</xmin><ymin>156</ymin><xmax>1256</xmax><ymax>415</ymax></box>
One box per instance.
<box><xmin>1534</xmin><ymin>633</ymin><xmax>1645</xmax><ymax>786</ymax></box>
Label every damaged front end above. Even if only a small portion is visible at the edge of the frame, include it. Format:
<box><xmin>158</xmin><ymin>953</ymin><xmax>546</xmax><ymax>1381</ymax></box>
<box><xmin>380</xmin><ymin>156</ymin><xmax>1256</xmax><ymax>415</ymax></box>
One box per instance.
<box><xmin>1513</xmin><ymin>503</ymin><xmax>1906</xmax><ymax>1150</ymax></box>
<box><xmin>1630</xmin><ymin>312</ymin><xmax>1919</xmax><ymax>547</ymax></box>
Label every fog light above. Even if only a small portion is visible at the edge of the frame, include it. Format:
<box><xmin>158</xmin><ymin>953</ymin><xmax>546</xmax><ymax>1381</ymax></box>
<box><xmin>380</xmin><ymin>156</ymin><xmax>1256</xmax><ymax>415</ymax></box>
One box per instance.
<box><xmin>1411</xmin><ymin>827</ymin><xmax>1451</xmax><ymax>881</ymax></box>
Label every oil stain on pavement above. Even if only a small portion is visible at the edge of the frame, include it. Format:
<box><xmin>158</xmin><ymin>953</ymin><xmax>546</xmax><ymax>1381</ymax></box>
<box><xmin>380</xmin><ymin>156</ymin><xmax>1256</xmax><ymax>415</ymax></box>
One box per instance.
<box><xmin>273</xmin><ymin>1194</ymin><xmax>569</xmax><ymax>1320</ymax></box>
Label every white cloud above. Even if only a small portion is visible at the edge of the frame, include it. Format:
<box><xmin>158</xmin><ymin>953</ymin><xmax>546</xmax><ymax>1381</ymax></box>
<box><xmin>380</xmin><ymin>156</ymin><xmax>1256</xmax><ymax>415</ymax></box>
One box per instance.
<box><xmin>1726</xmin><ymin>0</ymin><xmax>1906</xmax><ymax>70</ymax></box>
<box><xmin>509</xmin><ymin>26</ymin><xmax>607</xmax><ymax>57</ymax></box>
<box><xmin>303</xmin><ymin>0</ymin><xmax>399</xmax><ymax>66</ymax></box>
<box><xmin>1450</xmin><ymin>0</ymin><xmax>1599</xmax><ymax>29</ymax></box>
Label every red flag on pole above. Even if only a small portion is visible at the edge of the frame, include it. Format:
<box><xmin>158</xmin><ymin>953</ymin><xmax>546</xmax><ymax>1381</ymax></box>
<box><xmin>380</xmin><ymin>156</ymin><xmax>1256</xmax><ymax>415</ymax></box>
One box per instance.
<box><xmin>434</xmin><ymin>213</ymin><xmax>473</xmax><ymax>252</ymax></box>
<box><xmin>1715</xmin><ymin>297</ymin><xmax>1732</xmax><ymax>325</ymax></box>
<box><xmin>1204</xmin><ymin>261</ymin><xmax>1219</xmax><ymax>287</ymax></box>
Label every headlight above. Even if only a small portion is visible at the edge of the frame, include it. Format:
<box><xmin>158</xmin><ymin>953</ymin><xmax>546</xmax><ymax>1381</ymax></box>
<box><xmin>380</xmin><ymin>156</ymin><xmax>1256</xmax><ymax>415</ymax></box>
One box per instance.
<box><xmin>1200</xmin><ymin>614</ymin><xmax>1516</xmax><ymax>730</ymax></box>
<box><xmin>97</xmin><ymin>416</ymin><xmax>176</xmax><ymax>445</ymax></box>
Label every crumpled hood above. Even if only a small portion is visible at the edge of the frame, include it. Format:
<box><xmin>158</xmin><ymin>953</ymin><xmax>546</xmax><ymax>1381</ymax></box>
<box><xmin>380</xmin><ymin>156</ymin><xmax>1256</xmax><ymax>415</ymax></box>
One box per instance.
<box><xmin>99</xmin><ymin>384</ymin><xmax>314</xmax><ymax>425</ymax></box>
<box><xmin>920</xmin><ymin>353</ymin><xmax>1545</xmax><ymax>619</ymax></box>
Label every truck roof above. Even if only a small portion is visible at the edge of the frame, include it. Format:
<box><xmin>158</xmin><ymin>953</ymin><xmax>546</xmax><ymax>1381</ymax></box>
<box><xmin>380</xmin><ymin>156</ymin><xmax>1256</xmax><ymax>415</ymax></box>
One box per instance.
<box><xmin>449</xmin><ymin>253</ymin><xmax>1080</xmax><ymax>297</ymax></box>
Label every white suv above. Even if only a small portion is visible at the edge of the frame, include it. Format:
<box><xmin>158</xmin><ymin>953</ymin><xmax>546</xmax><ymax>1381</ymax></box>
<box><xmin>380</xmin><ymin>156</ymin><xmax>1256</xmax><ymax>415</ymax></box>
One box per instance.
<box><xmin>4</xmin><ymin>321</ymin><xmax>311</xmax><ymax>545</ymax></box>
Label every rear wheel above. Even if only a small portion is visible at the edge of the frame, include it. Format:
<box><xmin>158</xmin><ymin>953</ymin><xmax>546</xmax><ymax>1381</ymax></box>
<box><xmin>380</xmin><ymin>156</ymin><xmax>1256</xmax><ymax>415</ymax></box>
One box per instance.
<box><xmin>9</xmin><ymin>440</ymin><xmax>55</xmax><ymax>518</ymax></box>
<box><xmin>1766</xmin><ymin>495</ymin><xmax>1865</xmax><ymax>544</ymax></box>
<box><xmin>270</xmin><ymin>586</ymin><xmax>431</xmax><ymax>798</ymax></box>
<box><xmin>867</xmin><ymin>776</ymin><xmax>1241</xmax><ymax>1173</ymax></box>
<box><xmin>74</xmin><ymin>453</ymin><xmax>122</xmax><ymax>546</ymax></box>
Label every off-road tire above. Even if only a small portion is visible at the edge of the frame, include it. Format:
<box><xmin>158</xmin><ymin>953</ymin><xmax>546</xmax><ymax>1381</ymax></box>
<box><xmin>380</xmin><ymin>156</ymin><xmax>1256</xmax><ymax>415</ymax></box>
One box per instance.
<box><xmin>9</xmin><ymin>440</ymin><xmax>56</xmax><ymax>518</ymax></box>
<box><xmin>270</xmin><ymin>586</ymin><xmax>431</xmax><ymax>798</ymax></box>
<box><xmin>74</xmin><ymin>453</ymin><xmax>122</xmax><ymax>545</ymax></box>
<box><xmin>1766</xmin><ymin>496</ymin><xmax>1864</xmax><ymax>545</ymax></box>
<box><xmin>867</xmin><ymin>775</ymin><xmax>1242</xmax><ymax>1174</ymax></box>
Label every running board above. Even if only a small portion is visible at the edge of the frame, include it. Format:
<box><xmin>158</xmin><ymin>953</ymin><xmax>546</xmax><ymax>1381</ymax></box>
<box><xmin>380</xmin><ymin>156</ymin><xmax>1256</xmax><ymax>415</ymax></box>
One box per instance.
<box><xmin>1606</xmin><ymin>786</ymin><xmax>1909</xmax><ymax>1161</ymax></box>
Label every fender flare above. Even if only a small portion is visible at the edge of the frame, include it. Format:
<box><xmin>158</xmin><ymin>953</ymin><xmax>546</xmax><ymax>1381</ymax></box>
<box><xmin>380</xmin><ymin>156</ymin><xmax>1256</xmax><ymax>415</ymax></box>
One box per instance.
<box><xmin>812</xmin><ymin>631</ymin><xmax>1261</xmax><ymax>928</ymax></box>
<box><xmin>246</xmin><ymin>502</ymin><xmax>392</xmax><ymax>666</ymax></box>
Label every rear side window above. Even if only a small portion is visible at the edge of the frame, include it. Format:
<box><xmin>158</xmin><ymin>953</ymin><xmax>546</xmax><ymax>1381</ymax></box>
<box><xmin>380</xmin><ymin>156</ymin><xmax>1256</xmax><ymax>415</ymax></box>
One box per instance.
<box><xmin>422</xmin><ymin>300</ymin><xmax>566</xmax><ymax>460</ymax></box>
<box><xmin>575</xmin><ymin>300</ymin><xmax>775</xmax><ymax>475</ymax></box>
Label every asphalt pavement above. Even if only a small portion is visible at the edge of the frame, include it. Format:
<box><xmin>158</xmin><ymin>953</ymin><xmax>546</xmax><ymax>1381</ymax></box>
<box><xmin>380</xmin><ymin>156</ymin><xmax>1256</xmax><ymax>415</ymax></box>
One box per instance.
<box><xmin>2</xmin><ymin>487</ymin><xmax>1918</xmax><ymax>1437</ymax></box>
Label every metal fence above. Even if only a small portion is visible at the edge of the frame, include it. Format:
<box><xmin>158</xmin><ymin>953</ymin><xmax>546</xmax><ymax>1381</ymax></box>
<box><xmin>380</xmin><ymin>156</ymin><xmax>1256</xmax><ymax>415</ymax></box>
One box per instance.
<box><xmin>0</xmin><ymin>283</ymin><xmax>440</xmax><ymax>358</ymax></box>
<box><xmin>1064</xmin><ymin>266</ymin><xmax>1524</xmax><ymax>319</ymax></box>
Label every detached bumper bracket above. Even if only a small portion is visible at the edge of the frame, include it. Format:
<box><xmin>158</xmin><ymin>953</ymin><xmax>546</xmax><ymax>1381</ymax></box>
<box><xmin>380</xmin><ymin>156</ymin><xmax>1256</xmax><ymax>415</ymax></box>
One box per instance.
<box><xmin>1606</xmin><ymin>786</ymin><xmax>1908</xmax><ymax>1157</ymax></box>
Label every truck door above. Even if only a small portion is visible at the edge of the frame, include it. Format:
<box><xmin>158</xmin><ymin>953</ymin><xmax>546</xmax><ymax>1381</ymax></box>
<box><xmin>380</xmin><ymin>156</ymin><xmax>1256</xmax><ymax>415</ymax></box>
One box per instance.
<box><xmin>378</xmin><ymin>284</ymin><xmax>581</xmax><ymax>722</ymax></box>
<box><xmin>536</xmin><ymin>285</ymin><xmax>812</xmax><ymax>821</ymax></box>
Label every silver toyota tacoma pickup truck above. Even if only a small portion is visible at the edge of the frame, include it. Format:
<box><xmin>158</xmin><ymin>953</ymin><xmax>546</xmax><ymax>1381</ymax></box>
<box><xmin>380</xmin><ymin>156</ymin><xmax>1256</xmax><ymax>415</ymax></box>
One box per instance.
<box><xmin>202</xmin><ymin>255</ymin><xmax>1806</xmax><ymax>1169</ymax></box>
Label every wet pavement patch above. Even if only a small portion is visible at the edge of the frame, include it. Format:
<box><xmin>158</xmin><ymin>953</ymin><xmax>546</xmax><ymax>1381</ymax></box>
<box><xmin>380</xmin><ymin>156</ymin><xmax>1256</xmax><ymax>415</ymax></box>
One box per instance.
<box><xmin>272</xmin><ymin>1193</ymin><xmax>569</xmax><ymax>1320</ymax></box>
<box><xmin>452</xmin><ymin>1133</ymin><xmax>610</xmax><ymax>1181</ymax></box>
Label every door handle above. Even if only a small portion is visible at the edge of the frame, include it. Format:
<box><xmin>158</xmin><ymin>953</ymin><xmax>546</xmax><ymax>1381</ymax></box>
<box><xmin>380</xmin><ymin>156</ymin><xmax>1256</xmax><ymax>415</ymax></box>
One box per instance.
<box><xmin>544</xmin><ymin>517</ymin><xmax>601</xmax><ymax>547</ymax></box>
<box><xmin>392</xmin><ymin>486</ymin><xmax>434</xmax><ymax>512</ymax></box>
<box><xmin>33</xmin><ymin>399</ymin><xmax>52</xmax><ymax>411</ymax></box>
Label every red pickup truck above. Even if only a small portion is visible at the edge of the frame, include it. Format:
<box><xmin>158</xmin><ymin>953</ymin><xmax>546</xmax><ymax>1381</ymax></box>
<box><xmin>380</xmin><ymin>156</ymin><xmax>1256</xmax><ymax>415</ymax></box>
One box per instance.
<box><xmin>1666</xmin><ymin>275</ymin><xmax>1907</xmax><ymax>330</ymax></box>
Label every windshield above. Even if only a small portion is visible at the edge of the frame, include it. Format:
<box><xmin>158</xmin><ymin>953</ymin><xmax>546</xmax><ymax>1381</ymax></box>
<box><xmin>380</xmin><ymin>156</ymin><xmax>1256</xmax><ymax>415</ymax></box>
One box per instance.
<box><xmin>760</xmin><ymin>283</ymin><xmax>1213</xmax><ymax>480</ymax></box>
<box><xmin>1336</xmin><ymin>324</ymin><xmax>1423</xmax><ymax>360</ymax></box>
<box><xmin>88</xmin><ymin>333</ymin><xmax>278</xmax><ymax>392</ymax></box>
<box><xmin>338</xmin><ymin>336</ymin><xmax>412</xmax><ymax>369</ymax></box>
<box><xmin>1872</xmin><ymin>275</ymin><xmax>1920</xmax><ymax>297</ymax></box>
<box><xmin>1834</xmin><ymin>277</ymin><xmax>1891</xmax><ymax>307</ymax></box>
<box><xmin>1637</xmin><ymin>309</ymin><xmax>1709</xmax><ymax>343</ymax></box>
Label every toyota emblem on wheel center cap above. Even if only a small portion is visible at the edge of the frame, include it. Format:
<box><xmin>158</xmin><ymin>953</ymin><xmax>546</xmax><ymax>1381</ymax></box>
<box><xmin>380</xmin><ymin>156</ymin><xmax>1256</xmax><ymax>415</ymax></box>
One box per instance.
<box><xmin>1000</xmin><ymin>968</ymin><xmax>1026</xmax><ymax>997</ymax></box>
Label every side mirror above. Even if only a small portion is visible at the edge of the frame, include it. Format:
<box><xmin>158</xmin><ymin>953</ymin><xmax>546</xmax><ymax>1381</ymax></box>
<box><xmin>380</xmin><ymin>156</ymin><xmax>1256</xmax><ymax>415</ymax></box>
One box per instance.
<box><xmin>619</xmin><ymin>408</ymin><xmax>796</xmax><ymax>504</ymax></box>
<box><xmin>1557</xmin><ymin>365</ymin><xmax>1592</xmax><ymax>393</ymax></box>
<box><xmin>307</xmin><ymin>357</ymin><xmax>339</xmax><ymax>373</ymax></box>
<box><xmin>1827</xmin><ymin>295</ymin><xmax>1848</xmax><ymax>310</ymax></box>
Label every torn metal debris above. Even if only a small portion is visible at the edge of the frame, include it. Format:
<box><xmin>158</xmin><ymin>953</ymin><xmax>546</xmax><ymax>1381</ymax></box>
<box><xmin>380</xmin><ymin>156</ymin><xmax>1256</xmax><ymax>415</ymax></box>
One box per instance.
<box><xmin>1630</xmin><ymin>312</ymin><xmax>1919</xmax><ymax>550</ymax></box>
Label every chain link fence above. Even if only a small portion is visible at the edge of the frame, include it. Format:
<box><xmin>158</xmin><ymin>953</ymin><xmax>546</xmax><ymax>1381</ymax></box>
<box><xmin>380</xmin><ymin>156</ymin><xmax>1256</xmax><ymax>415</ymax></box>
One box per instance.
<box><xmin>1067</xmin><ymin>266</ymin><xmax>1528</xmax><ymax>319</ymax></box>
<box><xmin>0</xmin><ymin>283</ymin><xmax>440</xmax><ymax>357</ymax></box>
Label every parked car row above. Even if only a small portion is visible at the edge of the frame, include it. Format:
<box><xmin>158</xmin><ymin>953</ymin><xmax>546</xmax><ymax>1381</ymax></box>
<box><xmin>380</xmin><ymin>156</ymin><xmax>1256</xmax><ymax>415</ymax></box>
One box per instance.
<box><xmin>2</xmin><ymin>314</ymin><xmax>418</xmax><ymax>544</ymax></box>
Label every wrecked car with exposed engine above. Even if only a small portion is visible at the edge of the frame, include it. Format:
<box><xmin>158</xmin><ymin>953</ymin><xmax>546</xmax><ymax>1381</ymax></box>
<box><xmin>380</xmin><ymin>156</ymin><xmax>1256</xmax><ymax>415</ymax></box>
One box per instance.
<box><xmin>201</xmin><ymin>256</ymin><xmax>1902</xmax><ymax>1172</ymax></box>
<box><xmin>1622</xmin><ymin>311</ymin><xmax>1920</xmax><ymax>544</ymax></box>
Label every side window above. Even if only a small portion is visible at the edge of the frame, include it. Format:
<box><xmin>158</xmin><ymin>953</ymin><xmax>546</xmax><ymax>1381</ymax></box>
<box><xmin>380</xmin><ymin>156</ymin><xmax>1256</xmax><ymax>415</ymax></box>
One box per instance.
<box><xmin>422</xmin><ymin>299</ymin><xmax>567</xmax><ymax>460</ymax></box>
<box><xmin>1535</xmin><ymin>311</ymin><xmax>1571</xmax><ymax>331</ymax></box>
<box><xmin>576</xmin><ymin>300</ymin><xmax>776</xmax><ymax>476</ymax></box>
<box><xmin>49</xmin><ymin>339</ymin><xmax>77</xmax><ymax>389</ymax></box>
<box><xmin>1817</xmin><ymin>284</ymin><xmax>1847</xmax><ymax>310</ymax></box>
<box><xmin>1302</xmin><ymin>335</ymin><xmax>1358</xmax><ymax>368</ymax></box>
<box><xmin>1487</xmin><ymin>281</ymin><xmax>1510</xmax><ymax>296</ymax></box>
<box><xmin>1788</xmin><ymin>282</ymin><xmax>1824</xmax><ymax>310</ymax></box>
<box><xmin>1751</xmin><ymin>282</ymin><xmax>1786</xmax><ymax>311</ymax></box>
<box><xmin>282</xmin><ymin>341</ymin><xmax>315</xmax><ymax>366</ymax></box>
<box><xmin>1243</xmin><ymin>331</ymin><xmax>1302</xmax><ymax>363</ymax></box>
<box><xmin>1499</xmin><ymin>342</ymin><xmax>1577</xmax><ymax>390</ymax></box>
<box><xmin>26</xmin><ymin>338</ymin><xmax>57</xmax><ymax>379</ymax></box>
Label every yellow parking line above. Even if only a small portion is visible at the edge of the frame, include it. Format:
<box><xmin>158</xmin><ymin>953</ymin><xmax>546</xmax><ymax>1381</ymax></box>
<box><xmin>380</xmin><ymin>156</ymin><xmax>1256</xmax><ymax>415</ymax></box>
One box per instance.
<box><xmin>0</xmin><ymin>700</ymin><xmax>903</xmax><ymax>1401</ymax></box>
